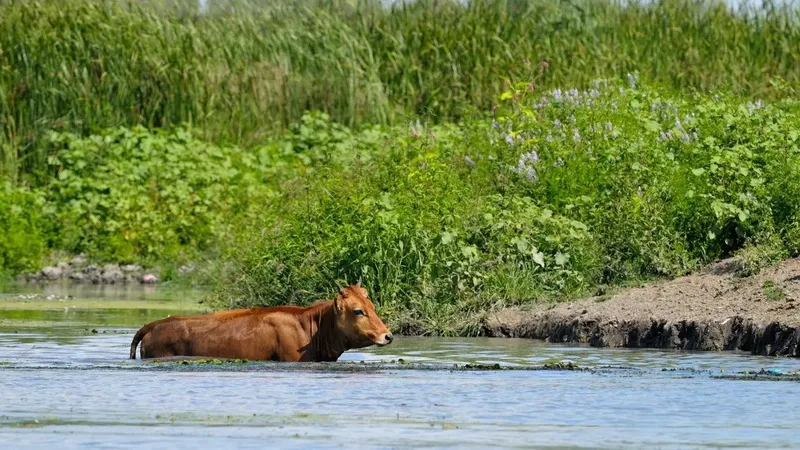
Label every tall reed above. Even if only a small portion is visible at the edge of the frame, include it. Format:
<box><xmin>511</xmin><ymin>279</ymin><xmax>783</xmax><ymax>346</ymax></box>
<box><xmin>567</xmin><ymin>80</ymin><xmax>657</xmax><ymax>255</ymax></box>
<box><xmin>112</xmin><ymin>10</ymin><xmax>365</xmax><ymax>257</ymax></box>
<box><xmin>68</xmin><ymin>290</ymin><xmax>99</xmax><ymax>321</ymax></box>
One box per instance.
<box><xmin>2</xmin><ymin>0</ymin><xmax>799</xmax><ymax>178</ymax></box>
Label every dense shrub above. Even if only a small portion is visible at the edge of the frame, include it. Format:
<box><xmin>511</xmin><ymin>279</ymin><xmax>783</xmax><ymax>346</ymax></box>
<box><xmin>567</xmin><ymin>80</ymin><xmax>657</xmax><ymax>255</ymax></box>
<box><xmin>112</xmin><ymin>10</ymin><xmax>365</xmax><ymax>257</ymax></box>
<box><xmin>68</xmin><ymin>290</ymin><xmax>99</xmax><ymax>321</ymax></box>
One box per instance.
<box><xmin>42</xmin><ymin>126</ymin><xmax>264</xmax><ymax>263</ymax></box>
<box><xmin>211</xmin><ymin>78</ymin><xmax>800</xmax><ymax>334</ymax></box>
<box><xmin>0</xmin><ymin>184</ymin><xmax>47</xmax><ymax>275</ymax></box>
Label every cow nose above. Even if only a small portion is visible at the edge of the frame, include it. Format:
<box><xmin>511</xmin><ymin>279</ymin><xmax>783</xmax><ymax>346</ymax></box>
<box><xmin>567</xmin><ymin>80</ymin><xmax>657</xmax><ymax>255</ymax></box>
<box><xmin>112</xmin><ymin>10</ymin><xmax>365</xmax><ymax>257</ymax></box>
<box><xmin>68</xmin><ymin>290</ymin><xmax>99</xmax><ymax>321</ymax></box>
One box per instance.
<box><xmin>385</xmin><ymin>333</ymin><xmax>393</xmax><ymax>343</ymax></box>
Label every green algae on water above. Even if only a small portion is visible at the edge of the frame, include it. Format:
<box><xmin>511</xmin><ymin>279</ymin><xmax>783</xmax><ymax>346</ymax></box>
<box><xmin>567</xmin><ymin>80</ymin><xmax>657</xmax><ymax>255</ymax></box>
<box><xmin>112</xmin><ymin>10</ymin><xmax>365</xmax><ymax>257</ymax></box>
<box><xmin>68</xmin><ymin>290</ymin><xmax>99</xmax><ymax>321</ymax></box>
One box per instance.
<box><xmin>146</xmin><ymin>358</ymin><xmax>249</xmax><ymax>365</ymax></box>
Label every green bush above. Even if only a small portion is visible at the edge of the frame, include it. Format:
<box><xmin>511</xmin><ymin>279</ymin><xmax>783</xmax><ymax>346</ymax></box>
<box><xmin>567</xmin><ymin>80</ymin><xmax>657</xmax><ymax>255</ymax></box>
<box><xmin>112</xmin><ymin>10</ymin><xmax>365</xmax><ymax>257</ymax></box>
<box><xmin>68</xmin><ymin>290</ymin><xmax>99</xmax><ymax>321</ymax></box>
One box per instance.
<box><xmin>212</xmin><ymin>132</ymin><xmax>599</xmax><ymax>334</ymax></box>
<box><xmin>212</xmin><ymin>78</ymin><xmax>800</xmax><ymax>334</ymax></box>
<box><xmin>43</xmin><ymin>126</ymin><xmax>264</xmax><ymax>263</ymax></box>
<box><xmin>497</xmin><ymin>76</ymin><xmax>800</xmax><ymax>272</ymax></box>
<box><xmin>0</xmin><ymin>183</ymin><xmax>47</xmax><ymax>275</ymax></box>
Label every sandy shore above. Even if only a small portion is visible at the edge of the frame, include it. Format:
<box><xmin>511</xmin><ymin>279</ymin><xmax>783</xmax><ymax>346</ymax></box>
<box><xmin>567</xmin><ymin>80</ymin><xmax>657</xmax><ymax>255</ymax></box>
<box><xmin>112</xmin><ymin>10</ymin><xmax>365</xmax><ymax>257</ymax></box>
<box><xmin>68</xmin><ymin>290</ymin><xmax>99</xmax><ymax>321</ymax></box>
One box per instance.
<box><xmin>484</xmin><ymin>258</ymin><xmax>800</xmax><ymax>357</ymax></box>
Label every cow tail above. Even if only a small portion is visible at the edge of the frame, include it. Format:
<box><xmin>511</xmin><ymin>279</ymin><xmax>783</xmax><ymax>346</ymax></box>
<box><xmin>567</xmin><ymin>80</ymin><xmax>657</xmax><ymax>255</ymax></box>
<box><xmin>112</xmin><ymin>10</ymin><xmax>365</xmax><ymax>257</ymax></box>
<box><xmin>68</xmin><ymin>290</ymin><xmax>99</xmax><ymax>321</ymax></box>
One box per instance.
<box><xmin>129</xmin><ymin>324</ymin><xmax>154</xmax><ymax>359</ymax></box>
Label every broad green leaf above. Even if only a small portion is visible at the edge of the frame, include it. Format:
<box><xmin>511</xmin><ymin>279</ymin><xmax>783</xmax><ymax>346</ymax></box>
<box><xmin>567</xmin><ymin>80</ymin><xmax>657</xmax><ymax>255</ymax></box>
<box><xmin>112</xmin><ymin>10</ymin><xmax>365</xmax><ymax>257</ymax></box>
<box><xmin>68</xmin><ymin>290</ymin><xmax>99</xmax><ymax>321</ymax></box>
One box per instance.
<box><xmin>532</xmin><ymin>249</ymin><xmax>545</xmax><ymax>268</ymax></box>
<box><xmin>643</xmin><ymin>120</ymin><xmax>660</xmax><ymax>132</ymax></box>
<box><xmin>441</xmin><ymin>231</ymin><xmax>456</xmax><ymax>245</ymax></box>
<box><xmin>555</xmin><ymin>252</ymin><xmax>569</xmax><ymax>266</ymax></box>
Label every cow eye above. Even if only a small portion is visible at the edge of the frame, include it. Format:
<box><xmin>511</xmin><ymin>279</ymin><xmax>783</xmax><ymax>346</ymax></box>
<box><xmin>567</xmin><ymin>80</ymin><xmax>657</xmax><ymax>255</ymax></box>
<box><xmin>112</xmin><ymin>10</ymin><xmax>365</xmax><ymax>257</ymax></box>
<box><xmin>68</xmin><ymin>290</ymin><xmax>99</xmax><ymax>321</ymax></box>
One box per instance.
<box><xmin>353</xmin><ymin>309</ymin><xmax>365</xmax><ymax>317</ymax></box>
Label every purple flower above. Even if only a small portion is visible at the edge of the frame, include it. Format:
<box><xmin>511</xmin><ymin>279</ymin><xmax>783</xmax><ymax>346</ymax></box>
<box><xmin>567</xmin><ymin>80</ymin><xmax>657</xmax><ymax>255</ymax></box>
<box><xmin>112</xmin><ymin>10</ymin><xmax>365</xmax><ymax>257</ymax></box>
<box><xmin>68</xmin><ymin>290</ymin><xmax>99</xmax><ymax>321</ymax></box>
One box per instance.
<box><xmin>513</xmin><ymin>162</ymin><xmax>538</xmax><ymax>183</ymax></box>
<box><xmin>520</xmin><ymin>150</ymin><xmax>540</xmax><ymax>164</ymax></box>
<box><xmin>512</xmin><ymin>151</ymin><xmax>540</xmax><ymax>183</ymax></box>
<box><xmin>409</xmin><ymin>119</ymin><xmax>422</xmax><ymax>137</ymax></box>
<box><xmin>746</xmin><ymin>100</ymin><xmax>764</xmax><ymax>114</ymax></box>
<box><xmin>658</xmin><ymin>131</ymin><xmax>674</xmax><ymax>142</ymax></box>
<box><xmin>627</xmin><ymin>73</ymin><xmax>638</xmax><ymax>89</ymax></box>
<box><xmin>523</xmin><ymin>167</ymin><xmax>538</xmax><ymax>182</ymax></box>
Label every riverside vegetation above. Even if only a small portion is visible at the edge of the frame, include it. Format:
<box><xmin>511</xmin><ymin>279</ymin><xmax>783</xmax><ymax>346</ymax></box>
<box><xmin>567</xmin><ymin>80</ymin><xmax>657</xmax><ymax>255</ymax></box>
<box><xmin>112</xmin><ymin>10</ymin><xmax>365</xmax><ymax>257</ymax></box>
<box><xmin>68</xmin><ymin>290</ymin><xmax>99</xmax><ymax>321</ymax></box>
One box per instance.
<box><xmin>3</xmin><ymin>0</ymin><xmax>800</xmax><ymax>334</ymax></box>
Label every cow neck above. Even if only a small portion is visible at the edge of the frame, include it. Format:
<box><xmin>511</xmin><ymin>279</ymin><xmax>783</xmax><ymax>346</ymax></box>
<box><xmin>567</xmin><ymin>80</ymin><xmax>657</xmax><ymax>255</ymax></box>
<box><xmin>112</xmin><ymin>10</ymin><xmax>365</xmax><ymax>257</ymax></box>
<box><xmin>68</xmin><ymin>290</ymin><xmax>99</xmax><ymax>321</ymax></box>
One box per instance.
<box><xmin>303</xmin><ymin>301</ymin><xmax>347</xmax><ymax>362</ymax></box>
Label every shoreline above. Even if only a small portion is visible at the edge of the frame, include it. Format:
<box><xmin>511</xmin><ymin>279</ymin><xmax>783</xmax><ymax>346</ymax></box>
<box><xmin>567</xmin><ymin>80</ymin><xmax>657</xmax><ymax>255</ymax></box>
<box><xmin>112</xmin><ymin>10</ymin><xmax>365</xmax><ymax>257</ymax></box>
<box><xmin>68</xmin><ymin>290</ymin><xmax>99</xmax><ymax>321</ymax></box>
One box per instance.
<box><xmin>483</xmin><ymin>258</ymin><xmax>800</xmax><ymax>357</ymax></box>
<box><xmin>9</xmin><ymin>256</ymin><xmax>800</xmax><ymax>358</ymax></box>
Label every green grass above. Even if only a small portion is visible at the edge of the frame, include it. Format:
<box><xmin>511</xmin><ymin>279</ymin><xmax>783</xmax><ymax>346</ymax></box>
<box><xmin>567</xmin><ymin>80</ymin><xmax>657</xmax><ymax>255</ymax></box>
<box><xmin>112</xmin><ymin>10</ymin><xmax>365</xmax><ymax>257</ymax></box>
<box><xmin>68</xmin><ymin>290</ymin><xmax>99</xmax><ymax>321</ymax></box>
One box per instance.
<box><xmin>0</xmin><ymin>183</ymin><xmax>48</xmax><ymax>275</ymax></box>
<box><xmin>762</xmin><ymin>280</ymin><xmax>786</xmax><ymax>301</ymax></box>
<box><xmin>3</xmin><ymin>0</ymin><xmax>800</xmax><ymax>179</ymax></box>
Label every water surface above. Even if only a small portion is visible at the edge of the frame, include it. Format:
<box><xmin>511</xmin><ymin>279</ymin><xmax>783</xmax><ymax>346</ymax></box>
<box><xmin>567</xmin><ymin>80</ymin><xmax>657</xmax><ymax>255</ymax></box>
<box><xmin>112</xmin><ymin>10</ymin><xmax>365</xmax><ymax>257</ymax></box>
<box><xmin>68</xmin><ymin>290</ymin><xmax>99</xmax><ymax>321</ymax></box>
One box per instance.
<box><xmin>1</xmin><ymin>284</ymin><xmax>799</xmax><ymax>449</ymax></box>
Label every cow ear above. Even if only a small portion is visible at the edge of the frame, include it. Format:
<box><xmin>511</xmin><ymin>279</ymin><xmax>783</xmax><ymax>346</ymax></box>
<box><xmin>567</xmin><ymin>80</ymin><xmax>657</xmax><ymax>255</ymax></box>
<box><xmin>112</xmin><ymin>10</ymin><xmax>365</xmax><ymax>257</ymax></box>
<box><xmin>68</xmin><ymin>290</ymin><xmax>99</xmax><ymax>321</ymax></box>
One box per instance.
<box><xmin>334</xmin><ymin>289</ymin><xmax>345</xmax><ymax>314</ymax></box>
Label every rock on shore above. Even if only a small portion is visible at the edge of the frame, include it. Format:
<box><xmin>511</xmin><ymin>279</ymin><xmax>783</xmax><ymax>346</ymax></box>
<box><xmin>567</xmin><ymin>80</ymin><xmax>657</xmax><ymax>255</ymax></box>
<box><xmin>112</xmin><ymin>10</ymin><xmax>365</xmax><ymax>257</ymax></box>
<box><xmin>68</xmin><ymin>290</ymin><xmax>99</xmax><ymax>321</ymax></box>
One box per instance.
<box><xmin>16</xmin><ymin>255</ymin><xmax>161</xmax><ymax>285</ymax></box>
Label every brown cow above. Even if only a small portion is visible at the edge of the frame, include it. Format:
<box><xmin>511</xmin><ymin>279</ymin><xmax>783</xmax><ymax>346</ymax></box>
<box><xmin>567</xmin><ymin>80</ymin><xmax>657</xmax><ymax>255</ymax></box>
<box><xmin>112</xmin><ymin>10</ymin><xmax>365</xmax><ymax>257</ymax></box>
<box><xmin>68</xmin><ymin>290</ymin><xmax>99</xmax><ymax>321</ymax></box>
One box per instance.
<box><xmin>129</xmin><ymin>283</ymin><xmax>393</xmax><ymax>362</ymax></box>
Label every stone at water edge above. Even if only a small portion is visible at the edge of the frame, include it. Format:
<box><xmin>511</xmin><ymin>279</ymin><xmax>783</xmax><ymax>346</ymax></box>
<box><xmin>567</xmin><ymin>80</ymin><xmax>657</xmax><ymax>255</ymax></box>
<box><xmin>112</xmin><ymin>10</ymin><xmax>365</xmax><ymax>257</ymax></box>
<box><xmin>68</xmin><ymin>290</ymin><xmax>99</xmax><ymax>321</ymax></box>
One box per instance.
<box><xmin>69</xmin><ymin>254</ymin><xmax>87</xmax><ymax>267</ymax></box>
<box><xmin>120</xmin><ymin>264</ymin><xmax>143</xmax><ymax>274</ymax></box>
<box><xmin>101</xmin><ymin>264</ymin><xmax>120</xmax><ymax>273</ymax></box>
<box><xmin>56</xmin><ymin>262</ymin><xmax>72</xmax><ymax>278</ymax></box>
<box><xmin>40</xmin><ymin>266</ymin><xmax>62</xmax><ymax>280</ymax></box>
<box><xmin>69</xmin><ymin>272</ymin><xmax>86</xmax><ymax>282</ymax></box>
<box><xmin>101</xmin><ymin>265</ymin><xmax>124</xmax><ymax>284</ymax></box>
<box><xmin>178</xmin><ymin>264</ymin><xmax>196</xmax><ymax>275</ymax></box>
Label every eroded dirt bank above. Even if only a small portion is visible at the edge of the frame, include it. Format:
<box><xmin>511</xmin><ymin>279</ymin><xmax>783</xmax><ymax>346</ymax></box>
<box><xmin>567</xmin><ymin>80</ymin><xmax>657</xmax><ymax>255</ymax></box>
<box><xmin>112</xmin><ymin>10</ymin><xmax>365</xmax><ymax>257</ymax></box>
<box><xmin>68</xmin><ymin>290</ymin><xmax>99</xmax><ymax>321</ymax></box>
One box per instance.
<box><xmin>483</xmin><ymin>258</ymin><xmax>800</xmax><ymax>357</ymax></box>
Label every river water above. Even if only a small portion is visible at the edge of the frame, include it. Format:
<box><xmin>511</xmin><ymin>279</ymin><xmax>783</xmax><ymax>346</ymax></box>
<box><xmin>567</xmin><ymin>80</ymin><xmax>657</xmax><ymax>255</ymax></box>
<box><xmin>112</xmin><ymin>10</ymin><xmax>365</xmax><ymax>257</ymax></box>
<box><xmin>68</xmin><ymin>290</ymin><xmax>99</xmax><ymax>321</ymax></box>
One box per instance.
<box><xmin>1</xmin><ymin>284</ymin><xmax>799</xmax><ymax>449</ymax></box>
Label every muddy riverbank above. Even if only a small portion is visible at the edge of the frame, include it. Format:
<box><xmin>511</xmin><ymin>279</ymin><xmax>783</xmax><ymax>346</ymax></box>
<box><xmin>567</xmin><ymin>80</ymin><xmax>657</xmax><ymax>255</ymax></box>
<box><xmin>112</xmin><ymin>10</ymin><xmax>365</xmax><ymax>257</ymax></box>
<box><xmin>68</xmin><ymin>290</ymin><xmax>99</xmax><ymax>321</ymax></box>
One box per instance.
<box><xmin>484</xmin><ymin>258</ymin><xmax>800</xmax><ymax>357</ymax></box>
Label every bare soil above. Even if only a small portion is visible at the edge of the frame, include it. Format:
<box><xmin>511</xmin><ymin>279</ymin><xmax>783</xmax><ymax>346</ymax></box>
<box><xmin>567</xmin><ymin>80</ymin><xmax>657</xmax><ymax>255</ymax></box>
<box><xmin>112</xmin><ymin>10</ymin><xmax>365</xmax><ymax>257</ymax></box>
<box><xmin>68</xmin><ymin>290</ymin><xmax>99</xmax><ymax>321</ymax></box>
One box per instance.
<box><xmin>483</xmin><ymin>258</ymin><xmax>800</xmax><ymax>357</ymax></box>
